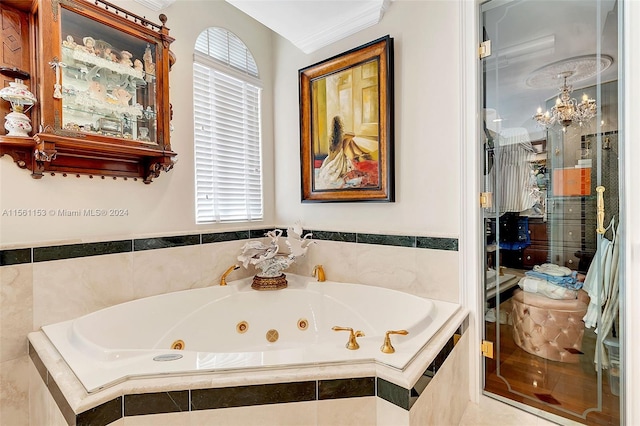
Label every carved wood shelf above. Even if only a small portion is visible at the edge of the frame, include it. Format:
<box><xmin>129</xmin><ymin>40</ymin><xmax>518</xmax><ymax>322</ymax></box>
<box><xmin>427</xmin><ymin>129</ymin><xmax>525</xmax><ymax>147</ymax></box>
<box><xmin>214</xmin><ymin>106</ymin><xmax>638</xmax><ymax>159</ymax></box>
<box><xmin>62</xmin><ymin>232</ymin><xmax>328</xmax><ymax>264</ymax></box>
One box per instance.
<box><xmin>0</xmin><ymin>133</ymin><xmax>176</xmax><ymax>183</ymax></box>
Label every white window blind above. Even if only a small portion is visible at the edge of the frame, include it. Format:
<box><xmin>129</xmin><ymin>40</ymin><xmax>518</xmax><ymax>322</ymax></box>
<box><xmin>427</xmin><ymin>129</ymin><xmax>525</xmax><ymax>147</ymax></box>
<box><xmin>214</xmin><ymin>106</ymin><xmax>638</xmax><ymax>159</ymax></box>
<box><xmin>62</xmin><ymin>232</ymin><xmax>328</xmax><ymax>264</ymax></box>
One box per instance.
<box><xmin>195</xmin><ymin>27</ymin><xmax>258</xmax><ymax>78</ymax></box>
<box><xmin>194</xmin><ymin>28</ymin><xmax>263</xmax><ymax>223</ymax></box>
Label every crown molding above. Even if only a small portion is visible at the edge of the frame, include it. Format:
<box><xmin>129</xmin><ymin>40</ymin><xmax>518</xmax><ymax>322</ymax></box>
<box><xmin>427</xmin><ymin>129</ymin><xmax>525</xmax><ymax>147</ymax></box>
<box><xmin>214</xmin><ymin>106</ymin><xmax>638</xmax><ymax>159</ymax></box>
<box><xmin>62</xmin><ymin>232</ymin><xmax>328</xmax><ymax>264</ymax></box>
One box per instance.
<box><xmin>226</xmin><ymin>0</ymin><xmax>390</xmax><ymax>54</ymax></box>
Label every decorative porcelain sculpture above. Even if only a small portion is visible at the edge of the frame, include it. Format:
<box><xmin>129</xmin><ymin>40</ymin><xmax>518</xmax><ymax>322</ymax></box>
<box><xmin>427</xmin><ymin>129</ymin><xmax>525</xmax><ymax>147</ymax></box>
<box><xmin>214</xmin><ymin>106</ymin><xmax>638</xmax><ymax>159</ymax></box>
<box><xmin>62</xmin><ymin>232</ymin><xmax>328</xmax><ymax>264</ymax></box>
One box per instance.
<box><xmin>4</xmin><ymin>110</ymin><xmax>32</xmax><ymax>137</ymax></box>
<box><xmin>0</xmin><ymin>78</ymin><xmax>37</xmax><ymax>137</ymax></box>
<box><xmin>238</xmin><ymin>225</ymin><xmax>314</xmax><ymax>290</ymax></box>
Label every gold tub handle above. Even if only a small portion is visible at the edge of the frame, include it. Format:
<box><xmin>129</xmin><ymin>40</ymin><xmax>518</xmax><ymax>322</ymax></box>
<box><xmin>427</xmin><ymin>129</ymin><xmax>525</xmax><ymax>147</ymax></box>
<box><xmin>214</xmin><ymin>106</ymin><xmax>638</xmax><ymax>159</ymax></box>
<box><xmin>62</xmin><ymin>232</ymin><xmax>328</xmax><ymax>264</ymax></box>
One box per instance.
<box><xmin>596</xmin><ymin>186</ymin><xmax>606</xmax><ymax>235</ymax></box>
<box><xmin>380</xmin><ymin>330</ymin><xmax>409</xmax><ymax>354</ymax></box>
<box><xmin>332</xmin><ymin>326</ymin><xmax>364</xmax><ymax>350</ymax></box>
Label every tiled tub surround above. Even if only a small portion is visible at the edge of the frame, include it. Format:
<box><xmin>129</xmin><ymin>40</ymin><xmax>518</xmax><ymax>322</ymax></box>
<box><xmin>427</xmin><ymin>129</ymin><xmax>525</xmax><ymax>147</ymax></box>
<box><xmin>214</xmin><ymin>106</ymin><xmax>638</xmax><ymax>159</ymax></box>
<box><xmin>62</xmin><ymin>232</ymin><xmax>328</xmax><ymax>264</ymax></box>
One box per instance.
<box><xmin>29</xmin><ymin>310</ymin><xmax>469</xmax><ymax>425</ymax></box>
<box><xmin>1</xmin><ymin>228</ymin><xmax>460</xmax><ymax>425</ymax></box>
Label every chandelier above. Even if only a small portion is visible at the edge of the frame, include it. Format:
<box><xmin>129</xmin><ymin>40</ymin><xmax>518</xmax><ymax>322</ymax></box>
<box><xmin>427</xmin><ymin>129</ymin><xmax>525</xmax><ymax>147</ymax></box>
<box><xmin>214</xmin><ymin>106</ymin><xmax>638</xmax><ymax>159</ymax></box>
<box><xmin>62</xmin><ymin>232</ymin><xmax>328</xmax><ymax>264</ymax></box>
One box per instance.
<box><xmin>533</xmin><ymin>71</ymin><xmax>597</xmax><ymax>128</ymax></box>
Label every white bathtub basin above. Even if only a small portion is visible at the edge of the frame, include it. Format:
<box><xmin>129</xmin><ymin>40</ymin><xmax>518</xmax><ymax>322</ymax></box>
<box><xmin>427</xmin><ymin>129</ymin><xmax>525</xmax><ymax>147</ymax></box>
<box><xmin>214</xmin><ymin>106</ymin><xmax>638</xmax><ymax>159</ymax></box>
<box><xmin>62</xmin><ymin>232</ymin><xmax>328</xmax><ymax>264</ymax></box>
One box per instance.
<box><xmin>42</xmin><ymin>274</ymin><xmax>460</xmax><ymax>393</ymax></box>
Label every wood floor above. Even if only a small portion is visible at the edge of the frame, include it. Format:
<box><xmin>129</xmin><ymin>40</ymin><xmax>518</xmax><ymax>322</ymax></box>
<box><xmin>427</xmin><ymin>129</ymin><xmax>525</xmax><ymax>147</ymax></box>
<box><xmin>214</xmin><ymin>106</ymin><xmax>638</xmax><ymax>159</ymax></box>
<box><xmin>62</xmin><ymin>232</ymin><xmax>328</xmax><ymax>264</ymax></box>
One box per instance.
<box><xmin>484</xmin><ymin>300</ymin><xmax>620</xmax><ymax>425</ymax></box>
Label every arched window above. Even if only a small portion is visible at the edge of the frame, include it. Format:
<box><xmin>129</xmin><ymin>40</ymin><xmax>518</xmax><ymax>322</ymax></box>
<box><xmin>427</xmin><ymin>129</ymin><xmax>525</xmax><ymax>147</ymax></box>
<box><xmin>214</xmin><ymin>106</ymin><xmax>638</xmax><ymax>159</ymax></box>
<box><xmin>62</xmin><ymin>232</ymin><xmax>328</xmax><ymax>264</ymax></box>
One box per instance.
<box><xmin>193</xmin><ymin>27</ymin><xmax>262</xmax><ymax>223</ymax></box>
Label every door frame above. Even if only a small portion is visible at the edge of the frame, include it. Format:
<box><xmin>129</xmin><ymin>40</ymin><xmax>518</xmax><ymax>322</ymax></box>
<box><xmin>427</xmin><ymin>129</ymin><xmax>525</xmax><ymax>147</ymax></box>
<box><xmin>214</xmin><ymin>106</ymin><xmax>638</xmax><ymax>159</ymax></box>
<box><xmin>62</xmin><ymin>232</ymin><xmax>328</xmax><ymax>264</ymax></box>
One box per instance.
<box><xmin>461</xmin><ymin>0</ymin><xmax>635</xmax><ymax>422</ymax></box>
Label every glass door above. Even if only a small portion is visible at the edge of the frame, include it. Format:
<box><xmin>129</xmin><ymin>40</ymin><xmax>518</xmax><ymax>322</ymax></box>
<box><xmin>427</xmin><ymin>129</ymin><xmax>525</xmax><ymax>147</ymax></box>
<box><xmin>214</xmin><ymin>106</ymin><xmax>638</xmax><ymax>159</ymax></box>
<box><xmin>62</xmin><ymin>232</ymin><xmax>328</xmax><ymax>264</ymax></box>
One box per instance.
<box><xmin>480</xmin><ymin>0</ymin><xmax>622</xmax><ymax>423</ymax></box>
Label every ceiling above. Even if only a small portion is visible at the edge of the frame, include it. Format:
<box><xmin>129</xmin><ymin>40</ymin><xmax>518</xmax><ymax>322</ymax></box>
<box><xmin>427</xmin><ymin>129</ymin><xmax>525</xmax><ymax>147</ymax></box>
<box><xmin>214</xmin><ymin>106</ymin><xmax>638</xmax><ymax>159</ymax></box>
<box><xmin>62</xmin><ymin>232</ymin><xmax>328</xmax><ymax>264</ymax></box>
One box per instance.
<box><xmin>225</xmin><ymin>0</ymin><xmax>390</xmax><ymax>54</ymax></box>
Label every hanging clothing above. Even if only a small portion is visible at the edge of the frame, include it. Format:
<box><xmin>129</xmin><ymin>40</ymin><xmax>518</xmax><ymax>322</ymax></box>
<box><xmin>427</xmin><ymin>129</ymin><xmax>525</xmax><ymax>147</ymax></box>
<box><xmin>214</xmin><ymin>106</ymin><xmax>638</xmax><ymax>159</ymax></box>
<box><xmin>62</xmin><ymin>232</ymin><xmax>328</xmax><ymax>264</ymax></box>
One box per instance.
<box><xmin>582</xmin><ymin>218</ymin><xmax>619</xmax><ymax>369</ymax></box>
<box><xmin>583</xmin><ymin>218</ymin><xmax>616</xmax><ymax>328</ymax></box>
<box><xmin>597</xmin><ymin>220</ymin><xmax>620</xmax><ymax>369</ymax></box>
<box><xmin>487</xmin><ymin>128</ymin><xmax>538</xmax><ymax>214</ymax></box>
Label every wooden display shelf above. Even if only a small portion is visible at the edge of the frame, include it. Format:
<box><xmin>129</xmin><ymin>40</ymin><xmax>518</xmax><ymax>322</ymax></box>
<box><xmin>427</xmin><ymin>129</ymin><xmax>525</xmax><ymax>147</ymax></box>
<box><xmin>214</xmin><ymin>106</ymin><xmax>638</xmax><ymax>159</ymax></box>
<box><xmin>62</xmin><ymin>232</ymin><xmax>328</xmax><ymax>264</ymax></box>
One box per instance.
<box><xmin>0</xmin><ymin>133</ymin><xmax>176</xmax><ymax>183</ymax></box>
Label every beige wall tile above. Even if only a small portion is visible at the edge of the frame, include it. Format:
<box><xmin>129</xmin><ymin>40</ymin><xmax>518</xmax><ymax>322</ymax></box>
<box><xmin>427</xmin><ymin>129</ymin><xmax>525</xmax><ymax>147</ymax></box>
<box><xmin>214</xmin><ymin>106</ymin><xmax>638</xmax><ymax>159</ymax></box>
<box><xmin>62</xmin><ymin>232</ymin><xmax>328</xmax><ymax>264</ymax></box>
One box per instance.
<box><xmin>32</xmin><ymin>252</ymin><xmax>134</xmax><ymax>329</ymax></box>
<box><xmin>356</xmin><ymin>244</ymin><xmax>419</xmax><ymax>293</ymax></box>
<box><xmin>288</xmin><ymin>240</ymin><xmax>360</xmax><ymax>284</ymax></box>
<box><xmin>459</xmin><ymin>395</ymin><xmax>564</xmax><ymax>426</ymax></box>
<box><xmin>281</xmin><ymin>240</ymin><xmax>461</xmax><ymax>304</ymax></box>
<box><xmin>317</xmin><ymin>396</ymin><xmax>376</xmax><ymax>426</ymax></box>
<box><xmin>190</xmin><ymin>401</ymin><xmax>317</xmax><ymax>426</ymax></box>
<box><xmin>28</xmin><ymin>357</ymin><xmax>50</xmax><ymax>426</ymax></box>
<box><xmin>0</xmin><ymin>264</ymin><xmax>33</xmax><ymax>362</ymax></box>
<box><xmin>124</xmin><ymin>412</ymin><xmax>189</xmax><ymax>426</ymax></box>
<box><xmin>376</xmin><ymin>397</ymin><xmax>409</xmax><ymax>426</ymax></box>
<box><xmin>410</xmin><ymin>331</ymin><xmax>469</xmax><ymax>426</ymax></box>
<box><xmin>132</xmin><ymin>245</ymin><xmax>202</xmax><ymax>299</ymax></box>
<box><xmin>199</xmin><ymin>240</ymin><xmax>254</xmax><ymax>287</ymax></box>
<box><xmin>0</xmin><ymin>355</ymin><xmax>30</xmax><ymax>426</ymax></box>
<box><xmin>413</xmin><ymin>248</ymin><xmax>460</xmax><ymax>302</ymax></box>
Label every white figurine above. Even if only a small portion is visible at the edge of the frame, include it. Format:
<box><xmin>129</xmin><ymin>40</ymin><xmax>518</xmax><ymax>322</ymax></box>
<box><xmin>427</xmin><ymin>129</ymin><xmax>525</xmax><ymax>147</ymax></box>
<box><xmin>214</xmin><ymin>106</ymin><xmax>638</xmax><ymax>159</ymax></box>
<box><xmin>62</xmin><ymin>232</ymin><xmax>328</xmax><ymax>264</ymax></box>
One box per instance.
<box><xmin>62</xmin><ymin>35</ymin><xmax>77</xmax><ymax>48</ymax></box>
<box><xmin>81</xmin><ymin>37</ymin><xmax>96</xmax><ymax>55</ymax></box>
<box><xmin>119</xmin><ymin>51</ymin><xmax>133</xmax><ymax>67</ymax></box>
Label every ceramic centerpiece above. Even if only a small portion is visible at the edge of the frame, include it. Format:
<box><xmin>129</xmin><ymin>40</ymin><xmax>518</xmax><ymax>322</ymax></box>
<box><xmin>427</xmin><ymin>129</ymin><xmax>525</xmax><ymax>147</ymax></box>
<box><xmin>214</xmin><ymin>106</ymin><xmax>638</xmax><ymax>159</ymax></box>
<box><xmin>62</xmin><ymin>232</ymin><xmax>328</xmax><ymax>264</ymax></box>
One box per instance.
<box><xmin>238</xmin><ymin>225</ymin><xmax>314</xmax><ymax>290</ymax></box>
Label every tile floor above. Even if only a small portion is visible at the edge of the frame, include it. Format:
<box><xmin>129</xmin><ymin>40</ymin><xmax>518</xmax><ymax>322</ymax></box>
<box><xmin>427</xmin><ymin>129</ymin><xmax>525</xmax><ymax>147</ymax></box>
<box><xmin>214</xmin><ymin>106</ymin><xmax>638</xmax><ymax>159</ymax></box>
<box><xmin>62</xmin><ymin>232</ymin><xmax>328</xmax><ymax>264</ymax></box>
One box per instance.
<box><xmin>460</xmin><ymin>395</ymin><xmax>584</xmax><ymax>426</ymax></box>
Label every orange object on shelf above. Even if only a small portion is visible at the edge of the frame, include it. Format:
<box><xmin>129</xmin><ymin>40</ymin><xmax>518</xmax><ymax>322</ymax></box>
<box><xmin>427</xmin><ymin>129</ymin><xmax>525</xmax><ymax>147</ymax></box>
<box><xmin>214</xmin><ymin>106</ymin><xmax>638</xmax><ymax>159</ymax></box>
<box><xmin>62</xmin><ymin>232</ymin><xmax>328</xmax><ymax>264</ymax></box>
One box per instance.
<box><xmin>553</xmin><ymin>167</ymin><xmax>592</xmax><ymax>196</ymax></box>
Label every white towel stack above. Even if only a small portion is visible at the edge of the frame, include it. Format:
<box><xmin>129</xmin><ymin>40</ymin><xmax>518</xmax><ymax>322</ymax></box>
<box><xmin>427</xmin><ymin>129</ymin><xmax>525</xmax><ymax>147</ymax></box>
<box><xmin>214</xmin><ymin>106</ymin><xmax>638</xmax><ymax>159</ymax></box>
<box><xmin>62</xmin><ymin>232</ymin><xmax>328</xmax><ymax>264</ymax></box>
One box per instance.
<box><xmin>518</xmin><ymin>276</ymin><xmax>578</xmax><ymax>300</ymax></box>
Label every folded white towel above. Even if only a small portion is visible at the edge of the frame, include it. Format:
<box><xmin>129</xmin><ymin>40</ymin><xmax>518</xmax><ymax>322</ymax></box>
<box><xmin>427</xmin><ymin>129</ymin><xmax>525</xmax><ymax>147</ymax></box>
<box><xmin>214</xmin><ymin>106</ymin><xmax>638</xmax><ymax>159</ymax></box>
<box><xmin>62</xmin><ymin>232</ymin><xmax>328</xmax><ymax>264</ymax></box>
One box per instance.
<box><xmin>518</xmin><ymin>277</ymin><xmax>578</xmax><ymax>300</ymax></box>
<box><xmin>533</xmin><ymin>263</ymin><xmax>572</xmax><ymax>277</ymax></box>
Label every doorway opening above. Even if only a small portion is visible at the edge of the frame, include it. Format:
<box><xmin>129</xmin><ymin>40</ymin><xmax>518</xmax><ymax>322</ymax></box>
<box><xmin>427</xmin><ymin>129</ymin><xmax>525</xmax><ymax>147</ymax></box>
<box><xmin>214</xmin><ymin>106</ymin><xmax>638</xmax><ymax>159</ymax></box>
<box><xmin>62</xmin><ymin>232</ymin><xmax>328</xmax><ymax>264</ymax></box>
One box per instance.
<box><xmin>480</xmin><ymin>1</ymin><xmax>623</xmax><ymax>424</ymax></box>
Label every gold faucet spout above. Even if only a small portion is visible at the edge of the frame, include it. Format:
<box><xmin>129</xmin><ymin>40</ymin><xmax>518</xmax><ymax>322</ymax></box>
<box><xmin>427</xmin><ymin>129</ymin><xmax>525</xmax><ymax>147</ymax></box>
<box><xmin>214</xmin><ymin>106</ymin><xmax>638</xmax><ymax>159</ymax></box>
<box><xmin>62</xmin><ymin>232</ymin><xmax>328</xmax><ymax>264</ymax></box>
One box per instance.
<box><xmin>220</xmin><ymin>265</ymin><xmax>240</xmax><ymax>286</ymax></box>
<box><xmin>312</xmin><ymin>264</ymin><xmax>326</xmax><ymax>282</ymax></box>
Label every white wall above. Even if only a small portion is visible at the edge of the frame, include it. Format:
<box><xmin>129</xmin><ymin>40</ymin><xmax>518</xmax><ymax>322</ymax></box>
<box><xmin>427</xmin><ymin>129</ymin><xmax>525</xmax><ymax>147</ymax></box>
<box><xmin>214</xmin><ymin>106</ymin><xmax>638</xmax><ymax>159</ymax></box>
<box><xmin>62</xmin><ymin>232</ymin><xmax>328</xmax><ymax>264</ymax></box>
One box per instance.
<box><xmin>0</xmin><ymin>0</ymin><xmax>276</xmax><ymax>247</ymax></box>
<box><xmin>272</xmin><ymin>1</ymin><xmax>461</xmax><ymax>238</ymax></box>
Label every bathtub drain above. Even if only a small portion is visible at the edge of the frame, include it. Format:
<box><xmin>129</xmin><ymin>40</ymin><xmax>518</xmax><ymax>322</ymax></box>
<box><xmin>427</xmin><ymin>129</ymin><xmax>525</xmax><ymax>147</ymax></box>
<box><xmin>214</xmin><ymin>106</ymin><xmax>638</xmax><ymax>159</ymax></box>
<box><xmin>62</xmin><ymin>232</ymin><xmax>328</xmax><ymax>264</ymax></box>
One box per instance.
<box><xmin>153</xmin><ymin>354</ymin><xmax>183</xmax><ymax>362</ymax></box>
<box><xmin>171</xmin><ymin>340</ymin><xmax>185</xmax><ymax>350</ymax></box>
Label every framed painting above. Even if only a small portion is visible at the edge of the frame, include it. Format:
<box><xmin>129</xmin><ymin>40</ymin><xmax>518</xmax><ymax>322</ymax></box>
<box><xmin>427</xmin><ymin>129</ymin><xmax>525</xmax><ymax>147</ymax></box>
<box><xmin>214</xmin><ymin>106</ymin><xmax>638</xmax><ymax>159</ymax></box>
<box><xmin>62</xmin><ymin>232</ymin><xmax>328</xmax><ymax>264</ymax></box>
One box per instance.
<box><xmin>299</xmin><ymin>35</ymin><xmax>394</xmax><ymax>202</ymax></box>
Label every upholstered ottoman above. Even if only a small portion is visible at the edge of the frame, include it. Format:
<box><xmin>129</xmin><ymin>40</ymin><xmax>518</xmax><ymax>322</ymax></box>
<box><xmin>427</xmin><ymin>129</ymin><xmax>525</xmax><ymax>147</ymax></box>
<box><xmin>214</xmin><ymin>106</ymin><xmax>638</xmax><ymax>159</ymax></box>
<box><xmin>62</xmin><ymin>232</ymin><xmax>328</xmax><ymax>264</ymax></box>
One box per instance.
<box><xmin>511</xmin><ymin>288</ymin><xmax>590</xmax><ymax>363</ymax></box>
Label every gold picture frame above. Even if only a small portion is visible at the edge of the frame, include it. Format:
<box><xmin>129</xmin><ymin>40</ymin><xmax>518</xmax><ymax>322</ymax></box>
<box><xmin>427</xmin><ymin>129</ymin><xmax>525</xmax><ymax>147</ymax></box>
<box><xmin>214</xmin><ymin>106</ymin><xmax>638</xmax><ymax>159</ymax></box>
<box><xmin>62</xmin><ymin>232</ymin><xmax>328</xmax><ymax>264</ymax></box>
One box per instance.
<box><xmin>299</xmin><ymin>36</ymin><xmax>394</xmax><ymax>202</ymax></box>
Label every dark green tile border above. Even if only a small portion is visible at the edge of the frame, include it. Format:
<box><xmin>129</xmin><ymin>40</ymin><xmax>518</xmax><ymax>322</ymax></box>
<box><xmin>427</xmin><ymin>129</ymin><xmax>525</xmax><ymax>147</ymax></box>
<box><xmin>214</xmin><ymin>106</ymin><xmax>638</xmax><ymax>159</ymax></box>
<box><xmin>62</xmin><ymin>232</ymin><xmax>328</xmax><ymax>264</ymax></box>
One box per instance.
<box><xmin>417</xmin><ymin>236</ymin><xmax>458</xmax><ymax>251</ymax></box>
<box><xmin>191</xmin><ymin>382</ymin><xmax>316</xmax><ymax>410</ymax></box>
<box><xmin>0</xmin><ymin>248</ymin><xmax>31</xmax><ymax>266</ymax></box>
<box><xmin>124</xmin><ymin>391</ymin><xmax>189</xmax><ymax>416</ymax></box>
<box><xmin>202</xmin><ymin>230</ymin><xmax>250</xmax><ymax>244</ymax></box>
<box><xmin>357</xmin><ymin>233</ymin><xmax>416</xmax><ymax>247</ymax></box>
<box><xmin>319</xmin><ymin>377</ymin><xmax>375</xmax><ymax>400</ymax></box>
<box><xmin>133</xmin><ymin>235</ymin><xmax>200</xmax><ymax>251</ymax></box>
<box><xmin>2</xmin><ymin>228</ymin><xmax>457</xmax><ymax>265</ymax></box>
<box><xmin>33</xmin><ymin>240</ymin><xmax>132</xmax><ymax>262</ymax></box>
<box><xmin>76</xmin><ymin>397</ymin><xmax>122</xmax><ymax>426</ymax></box>
<box><xmin>309</xmin><ymin>230</ymin><xmax>357</xmax><ymax>243</ymax></box>
<box><xmin>377</xmin><ymin>377</ymin><xmax>411</xmax><ymax>410</ymax></box>
<box><xmin>249</xmin><ymin>228</ymin><xmax>277</xmax><ymax>238</ymax></box>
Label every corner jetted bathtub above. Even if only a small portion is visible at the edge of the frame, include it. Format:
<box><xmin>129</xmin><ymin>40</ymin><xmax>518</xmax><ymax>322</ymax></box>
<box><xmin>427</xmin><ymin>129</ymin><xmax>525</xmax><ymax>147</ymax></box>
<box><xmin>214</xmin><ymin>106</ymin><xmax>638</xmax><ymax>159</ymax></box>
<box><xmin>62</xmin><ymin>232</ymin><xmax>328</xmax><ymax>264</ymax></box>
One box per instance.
<box><xmin>41</xmin><ymin>274</ymin><xmax>460</xmax><ymax>393</ymax></box>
